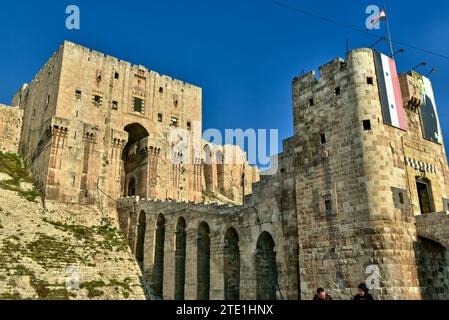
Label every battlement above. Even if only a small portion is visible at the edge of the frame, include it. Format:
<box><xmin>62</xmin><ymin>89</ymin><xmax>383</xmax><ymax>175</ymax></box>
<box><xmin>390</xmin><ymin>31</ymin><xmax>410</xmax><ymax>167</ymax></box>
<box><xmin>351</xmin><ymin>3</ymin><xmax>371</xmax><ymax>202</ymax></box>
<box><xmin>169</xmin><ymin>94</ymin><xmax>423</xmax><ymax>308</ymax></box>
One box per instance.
<box><xmin>62</xmin><ymin>40</ymin><xmax>201</xmax><ymax>90</ymax></box>
<box><xmin>293</xmin><ymin>48</ymin><xmax>373</xmax><ymax>88</ymax></box>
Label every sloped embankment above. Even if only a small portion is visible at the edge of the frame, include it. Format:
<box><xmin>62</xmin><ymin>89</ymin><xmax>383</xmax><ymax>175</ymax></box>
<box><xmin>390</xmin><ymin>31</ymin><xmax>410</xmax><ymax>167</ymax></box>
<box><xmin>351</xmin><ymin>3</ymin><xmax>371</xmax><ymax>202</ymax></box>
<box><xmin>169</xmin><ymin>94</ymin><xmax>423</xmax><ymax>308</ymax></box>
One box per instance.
<box><xmin>0</xmin><ymin>152</ymin><xmax>146</xmax><ymax>300</ymax></box>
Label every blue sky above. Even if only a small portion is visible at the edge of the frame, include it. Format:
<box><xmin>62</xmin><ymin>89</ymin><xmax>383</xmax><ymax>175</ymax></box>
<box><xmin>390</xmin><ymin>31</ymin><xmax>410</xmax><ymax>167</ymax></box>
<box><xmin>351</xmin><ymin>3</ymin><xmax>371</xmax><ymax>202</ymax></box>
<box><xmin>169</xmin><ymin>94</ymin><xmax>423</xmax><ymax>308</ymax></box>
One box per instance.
<box><xmin>1</xmin><ymin>0</ymin><xmax>448</xmax><ymax>159</ymax></box>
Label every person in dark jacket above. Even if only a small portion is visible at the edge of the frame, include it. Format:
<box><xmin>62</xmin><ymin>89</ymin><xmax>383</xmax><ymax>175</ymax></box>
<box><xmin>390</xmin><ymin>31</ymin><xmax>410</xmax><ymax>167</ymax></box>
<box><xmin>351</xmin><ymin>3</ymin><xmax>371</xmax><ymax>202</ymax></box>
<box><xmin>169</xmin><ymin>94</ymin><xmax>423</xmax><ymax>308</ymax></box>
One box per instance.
<box><xmin>354</xmin><ymin>283</ymin><xmax>374</xmax><ymax>300</ymax></box>
<box><xmin>313</xmin><ymin>288</ymin><xmax>333</xmax><ymax>301</ymax></box>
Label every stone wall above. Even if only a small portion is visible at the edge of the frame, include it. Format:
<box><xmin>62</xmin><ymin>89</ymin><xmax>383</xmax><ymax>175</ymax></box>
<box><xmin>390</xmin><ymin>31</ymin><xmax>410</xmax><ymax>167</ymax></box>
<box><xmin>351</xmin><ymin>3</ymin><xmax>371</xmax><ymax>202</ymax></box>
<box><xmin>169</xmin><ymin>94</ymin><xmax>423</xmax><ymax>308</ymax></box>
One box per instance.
<box><xmin>5</xmin><ymin>41</ymin><xmax>449</xmax><ymax>301</ymax></box>
<box><xmin>414</xmin><ymin>212</ymin><xmax>449</xmax><ymax>300</ymax></box>
<box><xmin>293</xmin><ymin>48</ymin><xmax>449</xmax><ymax>300</ymax></box>
<box><xmin>202</xmin><ymin>142</ymin><xmax>260</xmax><ymax>203</ymax></box>
<box><xmin>415</xmin><ymin>212</ymin><xmax>449</xmax><ymax>248</ymax></box>
<box><xmin>117</xmin><ymin>138</ymin><xmax>297</xmax><ymax>300</ymax></box>
<box><xmin>15</xmin><ymin>41</ymin><xmax>258</xmax><ymax>206</ymax></box>
<box><xmin>413</xmin><ymin>236</ymin><xmax>449</xmax><ymax>300</ymax></box>
<box><xmin>0</xmin><ymin>104</ymin><xmax>23</xmax><ymax>153</ymax></box>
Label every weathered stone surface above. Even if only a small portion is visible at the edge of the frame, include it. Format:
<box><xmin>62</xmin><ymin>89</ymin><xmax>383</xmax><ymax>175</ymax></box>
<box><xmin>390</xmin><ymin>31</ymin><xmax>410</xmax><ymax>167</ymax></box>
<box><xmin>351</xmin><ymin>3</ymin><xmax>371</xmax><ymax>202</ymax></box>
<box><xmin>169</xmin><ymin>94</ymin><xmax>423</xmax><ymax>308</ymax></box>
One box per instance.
<box><xmin>0</xmin><ymin>104</ymin><xmax>23</xmax><ymax>153</ymax></box>
<box><xmin>0</xmin><ymin>187</ymin><xmax>146</xmax><ymax>300</ymax></box>
<box><xmin>117</xmin><ymin>137</ymin><xmax>298</xmax><ymax>300</ymax></box>
<box><xmin>19</xmin><ymin>182</ymin><xmax>34</xmax><ymax>192</ymax></box>
<box><xmin>1</xmin><ymin>43</ymin><xmax>449</xmax><ymax>301</ymax></box>
<box><xmin>292</xmin><ymin>49</ymin><xmax>449</xmax><ymax>300</ymax></box>
<box><xmin>12</xmin><ymin>41</ymin><xmax>258</xmax><ymax>207</ymax></box>
<box><xmin>0</xmin><ymin>173</ymin><xmax>13</xmax><ymax>182</ymax></box>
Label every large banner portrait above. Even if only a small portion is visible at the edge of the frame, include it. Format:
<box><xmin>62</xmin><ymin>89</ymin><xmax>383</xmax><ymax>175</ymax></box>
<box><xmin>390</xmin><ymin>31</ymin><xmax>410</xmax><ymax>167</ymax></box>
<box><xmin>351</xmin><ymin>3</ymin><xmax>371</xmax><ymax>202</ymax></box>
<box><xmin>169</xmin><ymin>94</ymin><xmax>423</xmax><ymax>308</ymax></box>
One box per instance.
<box><xmin>411</xmin><ymin>71</ymin><xmax>443</xmax><ymax>144</ymax></box>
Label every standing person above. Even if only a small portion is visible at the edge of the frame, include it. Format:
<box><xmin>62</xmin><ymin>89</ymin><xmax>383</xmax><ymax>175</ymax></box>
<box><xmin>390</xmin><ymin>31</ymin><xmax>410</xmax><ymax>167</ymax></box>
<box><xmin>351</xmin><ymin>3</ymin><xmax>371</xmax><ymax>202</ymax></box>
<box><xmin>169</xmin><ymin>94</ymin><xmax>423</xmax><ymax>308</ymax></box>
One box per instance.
<box><xmin>354</xmin><ymin>283</ymin><xmax>374</xmax><ymax>300</ymax></box>
<box><xmin>313</xmin><ymin>288</ymin><xmax>333</xmax><ymax>301</ymax></box>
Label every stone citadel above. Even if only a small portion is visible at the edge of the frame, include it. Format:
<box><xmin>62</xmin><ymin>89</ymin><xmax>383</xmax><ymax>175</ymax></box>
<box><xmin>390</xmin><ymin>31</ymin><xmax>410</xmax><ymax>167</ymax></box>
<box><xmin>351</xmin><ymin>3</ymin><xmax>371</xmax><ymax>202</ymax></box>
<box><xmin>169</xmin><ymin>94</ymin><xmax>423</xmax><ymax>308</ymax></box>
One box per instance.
<box><xmin>1</xmin><ymin>41</ymin><xmax>449</xmax><ymax>300</ymax></box>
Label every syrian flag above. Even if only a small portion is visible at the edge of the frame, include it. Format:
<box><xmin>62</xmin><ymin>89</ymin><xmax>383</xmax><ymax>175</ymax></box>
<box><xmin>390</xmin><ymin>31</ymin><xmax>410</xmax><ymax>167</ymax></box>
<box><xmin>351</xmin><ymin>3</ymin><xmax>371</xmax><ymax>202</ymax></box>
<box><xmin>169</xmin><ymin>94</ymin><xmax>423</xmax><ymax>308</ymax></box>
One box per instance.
<box><xmin>374</xmin><ymin>51</ymin><xmax>408</xmax><ymax>131</ymax></box>
<box><xmin>369</xmin><ymin>9</ymin><xmax>387</xmax><ymax>29</ymax></box>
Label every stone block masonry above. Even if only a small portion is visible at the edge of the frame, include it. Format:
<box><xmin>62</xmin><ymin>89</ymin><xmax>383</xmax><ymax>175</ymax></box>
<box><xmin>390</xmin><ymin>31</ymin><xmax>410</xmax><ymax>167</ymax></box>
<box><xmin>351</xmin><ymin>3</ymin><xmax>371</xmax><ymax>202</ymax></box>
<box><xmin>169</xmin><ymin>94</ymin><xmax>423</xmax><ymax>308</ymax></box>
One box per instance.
<box><xmin>293</xmin><ymin>49</ymin><xmax>449</xmax><ymax>300</ymax></box>
<box><xmin>12</xmin><ymin>41</ymin><xmax>258</xmax><ymax>207</ymax></box>
<box><xmin>0</xmin><ymin>104</ymin><xmax>23</xmax><ymax>153</ymax></box>
<box><xmin>2</xmin><ymin>41</ymin><xmax>449</xmax><ymax>301</ymax></box>
<box><xmin>117</xmin><ymin>138</ymin><xmax>298</xmax><ymax>300</ymax></box>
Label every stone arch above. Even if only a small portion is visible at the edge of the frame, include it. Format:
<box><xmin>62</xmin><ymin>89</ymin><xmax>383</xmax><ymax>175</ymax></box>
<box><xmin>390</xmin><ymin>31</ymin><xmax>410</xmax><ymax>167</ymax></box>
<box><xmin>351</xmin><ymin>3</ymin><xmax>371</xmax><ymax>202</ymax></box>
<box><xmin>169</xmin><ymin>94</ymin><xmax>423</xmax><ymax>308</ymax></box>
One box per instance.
<box><xmin>135</xmin><ymin>211</ymin><xmax>146</xmax><ymax>266</ymax></box>
<box><xmin>122</xmin><ymin>123</ymin><xmax>150</xmax><ymax>197</ymax></box>
<box><xmin>414</xmin><ymin>236</ymin><xmax>449</xmax><ymax>300</ymax></box>
<box><xmin>197</xmin><ymin>222</ymin><xmax>211</xmax><ymax>300</ymax></box>
<box><xmin>416</xmin><ymin>177</ymin><xmax>435</xmax><ymax>214</ymax></box>
<box><xmin>224</xmin><ymin>227</ymin><xmax>240</xmax><ymax>300</ymax></box>
<box><xmin>152</xmin><ymin>213</ymin><xmax>166</xmax><ymax>299</ymax></box>
<box><xmin>256</xmin><ymin>231</ymin><xmax>278</xmax><ymax>300</ymax></box>
<box><xmin>175</xmin><ymin>216</ymin><xmax>187</xmax><ymax>300</ymax></box>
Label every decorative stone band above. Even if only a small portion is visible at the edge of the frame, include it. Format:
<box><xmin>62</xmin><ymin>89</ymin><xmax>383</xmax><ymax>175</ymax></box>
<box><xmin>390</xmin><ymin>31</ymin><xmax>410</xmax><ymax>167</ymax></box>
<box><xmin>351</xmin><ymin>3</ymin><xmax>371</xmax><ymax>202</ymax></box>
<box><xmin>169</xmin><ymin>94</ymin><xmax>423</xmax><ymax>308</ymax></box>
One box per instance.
<box><xmin>405</xmin><ymin>157</ymin><xmax>437</xmax><ymax>174</ymax></box>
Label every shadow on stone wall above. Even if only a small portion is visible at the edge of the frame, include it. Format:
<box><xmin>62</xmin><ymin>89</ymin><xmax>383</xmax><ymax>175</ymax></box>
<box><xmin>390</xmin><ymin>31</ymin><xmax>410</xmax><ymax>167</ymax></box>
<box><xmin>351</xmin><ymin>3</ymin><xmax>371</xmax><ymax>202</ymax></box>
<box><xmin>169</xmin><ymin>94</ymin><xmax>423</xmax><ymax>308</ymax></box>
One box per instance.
<box><xmin>414</xmin><ymin>237</ymin><xmax>449</xmax><ymax>300</ymax></box>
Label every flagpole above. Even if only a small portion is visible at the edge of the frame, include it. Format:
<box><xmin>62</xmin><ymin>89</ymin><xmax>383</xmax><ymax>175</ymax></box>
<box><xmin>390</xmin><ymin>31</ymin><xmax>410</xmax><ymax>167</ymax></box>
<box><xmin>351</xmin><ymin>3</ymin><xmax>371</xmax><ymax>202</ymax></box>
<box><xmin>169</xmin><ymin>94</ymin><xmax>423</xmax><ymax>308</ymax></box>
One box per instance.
<box><xmin>384</xmin><ymin>5</ymin><xmax>395</xmax><ymax>59</ymax></box>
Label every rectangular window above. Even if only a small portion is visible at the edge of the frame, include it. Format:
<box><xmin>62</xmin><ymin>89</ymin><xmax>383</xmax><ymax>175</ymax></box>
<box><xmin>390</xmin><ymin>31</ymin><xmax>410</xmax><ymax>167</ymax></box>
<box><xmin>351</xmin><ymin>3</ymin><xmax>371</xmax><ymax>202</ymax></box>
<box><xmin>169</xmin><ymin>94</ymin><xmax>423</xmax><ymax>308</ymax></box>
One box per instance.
<box><xmin>133</xmin><ymin>97</ymin><xmax>143</xmax><ymax>113</ymax></box>
<box><xmin>158</xmin><ymin>113</ymin><xmax>163</xmax><ymax>122</ymax></box>
<box><xmin>309</xmin><ymin>98</ymin><xmax>314</xmax><ymax>107</ymax></box>
<box><xmin>45</xmin><ymin>94</ymin><xmax>51</xmax><ymax>109</ymax></box>
<box><xmin>75</xmin><ymin>90</ymin><xmax>82</xmax><ymax>100</ymax></box>
<box><xmin>335</xmin><ymin>87</ymin><xmax>341</xmax><ymax>96</ymax></box>
<box><xmin>112</xmin><ymin>101</ymin><xmax>118</xmax><ymax>110</ymax></box>
<box><xmin>114</xmin><ymin>72</ymin><xmax>120</xmax><ymax>80</ymax></box>
<box><xmin>171</xmin><ymin>117</ymin><xmax>179</xmax><ymax>127</ymax></box>
<box><xmin>325</xmin><ymin>200</ymin><xmax>333</xmax><ymax>215</ymax></box>
<box><xmin>93</xmin><ymin>95</ymin><xmax>102</xmax><ymax>106</ymax></box>
<box><xmin>363</xmin><ymin>120</ymin><xmax>372</xmax><ymax>131</ymax></box>
<box><xmin>367</xmin><ymin>77</ymin><xmax>374</xmax><ymax>85</ymax></box>
<box><xmin>399</xmin><ymin>192</ymin><xmax>405</xmax><ymax>205</ymax></box>
<box><xmin>320</xmin><ymin>134</ymin><xmax>326</xmax><ymax>144</ymax></box>
<box><xmin>187</xmin><ymin>121</ymin><xmax>192</xmax><ymax>130</ymax></box>
<box><xmin>443</xmin><ymin>198</ymin><xmax>449</xmax><ymax>212</ymax></box>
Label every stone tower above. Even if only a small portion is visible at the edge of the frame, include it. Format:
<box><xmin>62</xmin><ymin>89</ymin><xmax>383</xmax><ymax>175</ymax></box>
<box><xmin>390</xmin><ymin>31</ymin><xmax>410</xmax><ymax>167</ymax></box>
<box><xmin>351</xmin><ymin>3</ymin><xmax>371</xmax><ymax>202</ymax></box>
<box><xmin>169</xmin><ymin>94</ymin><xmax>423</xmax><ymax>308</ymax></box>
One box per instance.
<box><xmin>293</xmin><ymin>48</ymin><xmax>449</xmax><ymax>300</ymax></box>
<box><xmin>13</xmin><ymin>41</ymin><xmax>258</xmax><ymax>206</ymax></box>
